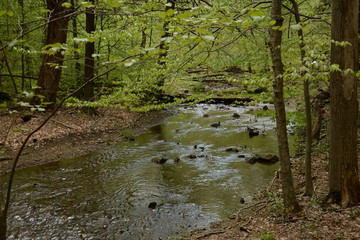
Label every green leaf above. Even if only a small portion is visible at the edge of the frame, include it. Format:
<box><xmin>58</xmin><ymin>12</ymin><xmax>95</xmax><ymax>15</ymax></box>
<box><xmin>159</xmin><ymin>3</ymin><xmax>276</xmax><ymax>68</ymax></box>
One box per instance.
<box><xmin>176</xmin><ymin>12</ymin><xmax>192</xmax><ymax>19</ymax></box>
<box><xmin>196</xmin><ymin>28</ymin><xmax>211</xmax><ymax>35</ymax></box>
<box><xmin>22</xmin><ymin>91</ymin><xmax>34</xmax><ymax>98</ymax></box>
<box><xmin>329</xmin><ymin>64</ymin><xmax>341</xmax><ymax>72</ymax></box>
<box><xmin>81</xmin><ymin>2</ymin><xmax>93</xmax><ymax>8</ymax></box>
<box><xmin>290</xmin><ymin>24</ymin><xmax>302</xmax><ymax>31</ymax></box>
<box><xmin>0</xmin><ymin>10</ymin><xmax>14</xmax><ymax>17</ymax></box>
<box><xmin>269</xmin><ymin>20</ymin><xmax>276</xmax><ymax>25</ymax></box>
<box><xmin>202</xmin><ymin>35</ymin><xmax>215</xmax><ymax>41</ymax></box>
<box><xmin>19</xmin><ymin>101</ymin><xmax>31</xmax><ymax>107</ymax></box>
<box><xmin>249</xmin><ymin>8</ymin><xmax>264</xmax><ymax>17</ymax></box>
<box><xmin>331</xmin><ymin>40</ymin><xmax>351</xmax><ymax>47</ymax></box>
<box><xmin>8</xmin><ymin>40</ymin><xmax>18</xmax><ymax>47</ymax></box>
<box><xmin>344</xmin><ymin>68</ymin><xmax>354</xmax><ymax>75</ymax></box>
<box><xmin>240</xmin><ymin>8</ymin><xmax>248</xmax><ymax>15</ymax></box>
<box><xmin>6</xmin><ymin>11</ymin><xmax>14</xmax><ymax>16</ymax></box>
<box><xmin>40</xmin><ymin>8</ymin><xmax>51</xmax><ymax>13</ymax></box>
<box><xmin>252</xmin><ymin>16</ymin><xmax>265</xmax><ymax>23</ymax></box>
<box><xmin>73</xmin><ymin>37</ymin><xmax>89</xmax><ymax>42</ymax></box>
<box><xmin>124</xmin><ymin>59</ymin><xmax>137</xmax><ymax>67</ymax></box>
<box><xmin>62</xmin><ymin>2</ymin><xmax>72</xmax><ymax>8</ymax></box>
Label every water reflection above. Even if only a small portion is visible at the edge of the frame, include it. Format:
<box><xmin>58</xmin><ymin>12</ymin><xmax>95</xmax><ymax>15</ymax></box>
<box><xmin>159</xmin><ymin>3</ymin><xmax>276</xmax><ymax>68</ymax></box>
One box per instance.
<box><xmin>5</xmin><ymin>104</ymin><xmax>294</xmax><ymax>239</ymax></box>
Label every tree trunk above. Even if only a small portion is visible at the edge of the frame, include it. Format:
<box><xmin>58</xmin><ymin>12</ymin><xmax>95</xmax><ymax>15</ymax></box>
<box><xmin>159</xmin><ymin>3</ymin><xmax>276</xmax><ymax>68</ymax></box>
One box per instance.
<box><xmin>269</xmin><ymin>0</ymin><xmax>301</xmax><ymax>213</ymax></box>
<box><xmin>36</xmin><ymin>0</ymin><xmax>70</xmax><ymax>107</ymax></box>
<box><xmin>141</xmin><ymin>29</ymin><xmax>147</xmax><ymax>49</ymax></box>
<box><xmin>19</xmin><ymin>0</ymin><xmax>25</xmax><ymax>91</ymax></box>
<box><xmin>157</xmin><ymin>0</ymin><xmax>175</xmax><ymax>87</ymax></box>
<box><xmin>312</xmin><ymin>102</ymin><xmax>322</xmax><ymax>141</ymax></box>
<box><xmin>289</xmin><ymin>0</ymin><xmax>314</xmax><ymax>197</ymax></box>
<box><xmin>71</xmin><ymin>0</ymin><xmax>81</xmax><ymax>87</ymax></box>
<box><xmin>327</xmin><ymin>0</ymin><xmax>360</xmax><ymax>207</ymax></box>
<box><xmin>0</xmin><ymin>180</ymin><xmax>6</xmax><ymax>240</ymax></box>
<box><xmin>83</xmin><ymin>0</ymin><xmax>95</xmax><ymax>101</ymax></box>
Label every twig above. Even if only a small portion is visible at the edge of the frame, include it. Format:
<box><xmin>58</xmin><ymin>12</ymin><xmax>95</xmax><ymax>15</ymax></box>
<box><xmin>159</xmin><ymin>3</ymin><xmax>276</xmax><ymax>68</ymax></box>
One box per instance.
<box><xmin>236</xmin><ymin>201</ymin><xmax>267</xmax><ymax>220</ymax></box>
<box><xmin>267</xmin><ymin>169</ymin><xmax>280</xmax><ymax>192</ymax></box>
<box><xmin>0</xmin><ymin>10</ymin><xmax>82</xmax><ymax>51</ymax></box>
<box><xmin>2</xmin><ymin>116</ymin><xmax>17</xmax><ymax>148</ymax></box>
<box><xmin>1</xmin><ymin>46</ymin><xmax>18</xmax><ymax>94</ymax></box>
<box><xmin>0</xmin><ymin>73</ymin><xmax>37</xmax><ymax>80</ymax></box>
<box><xmin>50</xmin><ymin>119</ymin><xmax>76</xmax><ymax>129</ymax></box>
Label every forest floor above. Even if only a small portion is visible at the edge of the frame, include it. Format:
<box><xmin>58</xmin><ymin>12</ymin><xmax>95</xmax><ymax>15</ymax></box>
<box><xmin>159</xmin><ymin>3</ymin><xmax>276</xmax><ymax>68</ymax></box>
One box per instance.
<box><xmin>1</xmin><ymin>106</ymin><xmax>360</xmax><ymax>240</ymax></box>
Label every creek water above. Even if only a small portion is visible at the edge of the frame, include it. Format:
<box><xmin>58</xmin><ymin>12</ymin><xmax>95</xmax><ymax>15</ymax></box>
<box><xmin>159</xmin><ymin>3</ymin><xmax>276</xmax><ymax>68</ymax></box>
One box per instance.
<box><xmin>5</xmin><ymin>104</ymin><xmax>294</xmax><ymax>240</ymax></box>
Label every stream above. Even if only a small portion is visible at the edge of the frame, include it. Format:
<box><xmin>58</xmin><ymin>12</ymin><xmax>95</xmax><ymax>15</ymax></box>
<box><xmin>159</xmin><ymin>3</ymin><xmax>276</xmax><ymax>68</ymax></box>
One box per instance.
<box><xmin>5</xmin><ymin>103</ymin><xmax>295</xmax><ymax>240</ymax></box>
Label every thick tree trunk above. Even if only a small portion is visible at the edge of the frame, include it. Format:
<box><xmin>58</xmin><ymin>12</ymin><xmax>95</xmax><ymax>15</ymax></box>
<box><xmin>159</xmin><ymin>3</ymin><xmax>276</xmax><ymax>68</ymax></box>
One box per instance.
<box><xmin>83</xmin><ymin>0</ymin><xmax>95</xmax><ymax>101</ymax></box>
<box><xmin>289</xmin><ymin>0</ymin><xmax>314</xmax><ymax>196</ymax></box>
<box><xmin>269</xmin><ymin>0</ymin><xmax>301</xmax><ymax>213</ymax></box>
<box><xmin>327</xmin><ymin>0</ymin><xmax>360</xmax><ymax>207</ymax></box>
<box><xmin>36</xmin><ymin>0</ymin><xmax>70</xmax><ymax>106</ymax></box>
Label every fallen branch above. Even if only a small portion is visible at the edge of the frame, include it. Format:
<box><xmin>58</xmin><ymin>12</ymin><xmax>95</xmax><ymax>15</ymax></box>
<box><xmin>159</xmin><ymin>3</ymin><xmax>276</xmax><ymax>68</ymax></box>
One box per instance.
<box><xmin>0</xmin><ymin>158</ymin><xmax>12</xmax><ymax>162</ymax></box>
<box><xmin>236</xmin><ymin>201</ymin><xmax>267</xmax><ymax>220</ymax></box>
<box><xmin>50</xmin><ymin>119</ymin><xmax>77</xmax><ymax>129</ymax></box>
<box><xmin>197</xmin><ymin>74</ymin><xmax>225</xmax><ymax>78</ymax></box>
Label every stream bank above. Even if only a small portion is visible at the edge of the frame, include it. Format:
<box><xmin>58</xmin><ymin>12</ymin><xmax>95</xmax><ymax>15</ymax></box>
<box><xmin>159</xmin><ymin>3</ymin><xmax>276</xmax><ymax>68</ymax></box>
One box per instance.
<box><xmin>0</xmin><ymin>107</ymin><xmax>174</xmax><ymax>172</ymax></box>
<box><xmin>184</xmin><ymin>154</ymin><xmax>360</xmax><ymax>240</ymax></box>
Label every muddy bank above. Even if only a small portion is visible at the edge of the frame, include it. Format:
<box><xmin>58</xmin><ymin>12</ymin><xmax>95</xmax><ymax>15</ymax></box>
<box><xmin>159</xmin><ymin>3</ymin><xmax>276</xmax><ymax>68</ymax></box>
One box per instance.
<box><xmin>0</xmin><ymin>107</ymin><xmax>174</xmax><ymax>172</ymax></box>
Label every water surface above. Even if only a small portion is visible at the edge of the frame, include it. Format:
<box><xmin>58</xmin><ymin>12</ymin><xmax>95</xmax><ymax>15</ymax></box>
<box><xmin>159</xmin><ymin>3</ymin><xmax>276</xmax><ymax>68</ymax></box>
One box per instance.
<box><xmin>5</xmin><ymin>104</ymin><xmax>294</xmax><ymax>239</ymax></box>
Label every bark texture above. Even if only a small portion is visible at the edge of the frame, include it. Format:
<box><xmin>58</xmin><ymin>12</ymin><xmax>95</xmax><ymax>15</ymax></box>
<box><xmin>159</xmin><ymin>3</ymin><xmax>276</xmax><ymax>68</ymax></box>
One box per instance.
<box><xmin>328</xmin><ymin>0</ymin><xmax>360</xmax><ymax>207</ymax></box>
<box><xmin>269</xmin><ymin>0</ymin><xmax>301</xmax><ymax>213</ymax></box>
<box><xmin>289</xmin><ymin>0</ymin><xmax>314</xmax><ymax>196</ymax></box>
<box><xmin>36</xmin><ymin>0</ymin><xmax>70</xmax><ymax>106</ymax></box>
<box><xmin>83</xmin><ymin>0</ymin><xmax>95</xmax><ymax>101</ymax></box>
<box><xmin>157</xmin><ymin>0</ymin><xmax>175</xmax><ymax>88</ymax></box>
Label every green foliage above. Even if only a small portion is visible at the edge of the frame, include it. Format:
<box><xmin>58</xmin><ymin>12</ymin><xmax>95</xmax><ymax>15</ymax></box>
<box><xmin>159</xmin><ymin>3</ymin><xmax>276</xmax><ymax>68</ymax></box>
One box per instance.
<box><xmin>287</xmin><ymin>111</ymin><xmax>306</xmax><ymax>132</ymax></box>
<box><xmin>119</xmin><ymin>130</ymin><xmax>135</xmax><ymax>141</ymax></box>
<box><xmin>256</xmin><ymin>230</ymin><xmax>276</xmax><ymax>240</ymax></box>
<box><xmin>1</xmin><ymin>0</ymin><xmax>333</xmax><ymax>126</ymax></box>
<box><xmin>167</xmin><ymin>236</ymin><xmax>183</xmax><ymax>240</ymax></box>
<box><xmin>347</xmin><ymin>210</ymin><xmax>359</xmax><ymax>219</ymax></box>
<box><xmin>255</xmin><ymin>109</ymin><xmax>275</xmax><ymax>119</ymax></box>
<box><xmin>267</xmin><ymin>192</ymin><xmax>284</xmax><ymax>215</ymax></box>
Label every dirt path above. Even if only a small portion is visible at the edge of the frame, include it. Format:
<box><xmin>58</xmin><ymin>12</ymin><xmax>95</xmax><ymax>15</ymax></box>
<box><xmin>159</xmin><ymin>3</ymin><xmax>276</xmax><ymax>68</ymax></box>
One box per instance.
<box><xmin>0</xmin><ymin>107</ymin><xmax>174</xmax><ymax>172</ymax></box>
